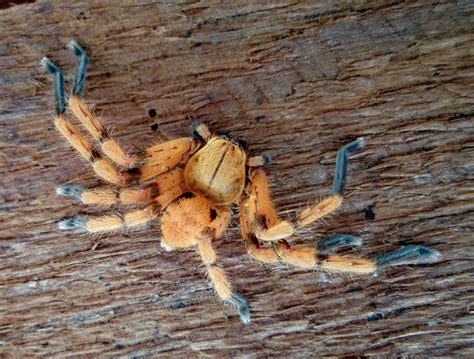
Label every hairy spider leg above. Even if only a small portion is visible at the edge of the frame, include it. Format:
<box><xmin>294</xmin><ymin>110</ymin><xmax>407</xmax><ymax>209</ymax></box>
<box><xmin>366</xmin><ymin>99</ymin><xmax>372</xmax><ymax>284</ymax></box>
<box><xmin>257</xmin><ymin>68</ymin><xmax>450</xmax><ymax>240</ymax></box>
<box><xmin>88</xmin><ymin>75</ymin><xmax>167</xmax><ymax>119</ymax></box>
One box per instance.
<box><xmin>297</xmin><ymin>137</ymin><xmax>365</xmax><ymax>227</ymax></box>
<box><xmin>57</xmin><ymin>168</ymin><xmax>184</xmax><ymax>206</ymax></box>
<box><xmin>247</xmin><ymin>153</ymin><xmax>271</xmax><ymax>168</ymax></box>
<box><xmin>240</xmin><ymin>168</ymin><xmax>440</xmax><ymax>273</ymax></box>
<box><xmin>129</xmin><ymin>137</ymin><xmax>197</xmax><ymax>183</ymax></box>
<box><xmin>42</xmin><ymin>57</ymin><xmax>123</xmax><ymax>185</ymax></box>
<box><xmin>58</xmin><ymin>182</ymin><xmax>183</xmax><ymax>233</ymax></box>
<box><xmin>197</xmin><ymin>208</ymin><xmax>251</xmax><ymax>324</ymax></box>
<box><xmin>70</xmin><ymin>39</ymin><xmax>88</xmax><ymax>97</ymax></box>
<box><xmin>68</xmin><ymin>40</ymin><xmax>199</xmax><ymax>175</ymax></box>
<box><xmin>67</xmin><ymin>40</ymin><xmax>138</xmax><ymax>168</ymax></box>
<box><xmin>43</xmin><ymin>42</ymin><xmax>199</xmax><ymax>185</ymax></box>
<box><xmin>159</xmin><ymin>194</ymin><xmax>250</xmax><ymax>323</ymax></box>
<box><xmin>241</xmin><ymin>138</ymin><xmax>365</xmax><ymax>243</ymax></box>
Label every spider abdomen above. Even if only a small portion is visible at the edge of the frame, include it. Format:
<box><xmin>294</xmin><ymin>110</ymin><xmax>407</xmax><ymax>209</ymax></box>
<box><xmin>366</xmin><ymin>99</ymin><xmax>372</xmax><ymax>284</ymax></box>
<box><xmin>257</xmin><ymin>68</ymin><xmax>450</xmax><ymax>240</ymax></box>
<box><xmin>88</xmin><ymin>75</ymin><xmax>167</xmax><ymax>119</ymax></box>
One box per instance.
<box><xmin>184</xmin><ymin>137</ymin><xmax>246</xmax><ymax>205</ymax></box>
<box><xmin>161</xmin><ymin>192</ymin><xmax>215</xmax><ymax>249</ymax></box>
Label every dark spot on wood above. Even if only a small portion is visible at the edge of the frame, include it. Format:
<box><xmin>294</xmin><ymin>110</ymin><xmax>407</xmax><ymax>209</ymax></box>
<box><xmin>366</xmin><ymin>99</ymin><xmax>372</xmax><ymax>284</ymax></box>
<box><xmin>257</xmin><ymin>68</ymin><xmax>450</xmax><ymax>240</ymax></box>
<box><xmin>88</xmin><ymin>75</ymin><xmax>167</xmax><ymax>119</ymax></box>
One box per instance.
<box><xmin>150</xmin><ymin>123</ymin><xmax>159</xmax><ymax>131</ymax></box>
<box><xmin>148</xmin><ymin>109</ymin><xmax>156</xmax><ymax>118</ymax></box>
<box><xmin>255</xmin><ymin>115</ymin><xmax>265</xmax><ymax>122</ymax></box>
<box><xmin>115</xmin><ymin>344</ymin><xmax>125</xmax><ymax>349</ymax></box>
<box><xmin>364</xmin><ymin>204</ymin><xmax>375</xmax><ymax>220</ymax></box>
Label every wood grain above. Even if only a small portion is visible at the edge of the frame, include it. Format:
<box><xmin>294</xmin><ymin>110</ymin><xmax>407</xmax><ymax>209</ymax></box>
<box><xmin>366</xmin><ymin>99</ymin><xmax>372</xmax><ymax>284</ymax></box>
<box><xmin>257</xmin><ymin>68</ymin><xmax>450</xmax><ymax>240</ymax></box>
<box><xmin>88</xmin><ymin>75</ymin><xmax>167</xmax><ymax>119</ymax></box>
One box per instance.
<box><xmin>1</xmin><ymin>1</ymin><xmax>473</xmax><ymax>357</ymax></box>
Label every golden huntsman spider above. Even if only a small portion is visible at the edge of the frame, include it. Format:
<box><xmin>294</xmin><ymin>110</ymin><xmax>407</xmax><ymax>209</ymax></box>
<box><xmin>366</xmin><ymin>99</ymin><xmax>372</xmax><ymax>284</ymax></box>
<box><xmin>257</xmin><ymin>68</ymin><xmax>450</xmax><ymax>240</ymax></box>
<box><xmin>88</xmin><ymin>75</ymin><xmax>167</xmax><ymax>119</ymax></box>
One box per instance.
<box><xmin>41</xmin><ymin>40</ymin><xmax>440</xmax><ymax>324</ymax></box>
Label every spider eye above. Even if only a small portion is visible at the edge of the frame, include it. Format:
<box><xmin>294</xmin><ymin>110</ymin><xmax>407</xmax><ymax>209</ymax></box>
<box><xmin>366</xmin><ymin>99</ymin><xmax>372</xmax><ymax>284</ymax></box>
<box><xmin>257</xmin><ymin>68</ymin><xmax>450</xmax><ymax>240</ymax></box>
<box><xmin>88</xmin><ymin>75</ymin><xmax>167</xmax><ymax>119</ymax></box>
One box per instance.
<box><xmin>236</xmin><ymin>139</ymin><xmax>249</xmax><ymax>150</ymax></box>
<box><xmin>182</xmin><ymin>192</ymin><xmax>194</xmax><ymax>198</ymax></box>
<box><xmin>217</xmin><ymin>131</ymin><xmax>232</xmax><ymax>140</ymax></box>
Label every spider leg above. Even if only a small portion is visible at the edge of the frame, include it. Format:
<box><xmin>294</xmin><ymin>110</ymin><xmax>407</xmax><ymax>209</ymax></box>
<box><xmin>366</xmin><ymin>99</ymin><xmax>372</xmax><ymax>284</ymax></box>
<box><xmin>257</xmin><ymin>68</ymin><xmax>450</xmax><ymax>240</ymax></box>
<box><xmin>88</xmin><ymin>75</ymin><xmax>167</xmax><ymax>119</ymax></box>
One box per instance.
<box><xmin>69</xmin><ymin>40</ymin><xmax>200</xmax><ymax>175</ymax></box>
<box><xmin>239</xmin><ymin>168</ymin><xmax>294</xmax><ymax>265</ymax></box>
<box><xmin>297</xmin><ymin>138</ymin><xmax>365</xmax><ymax>227</ymax></box>
<box><xmin>240</xmin><ymin>168</ymin><xmax>440</xmax><ymax>272</ymax></box>
<box><xmin>58</xmin><ymin>179</ymin><xmax>184</xmax><ymax>233</ymax></box>
<box><xmin>58</xmin><ymin>203</ymin><xmax>160</xmax><ymax>233</ymax></box>
<box><xmin>197</xmin><ymin>208</ymin><xmax>251</xmax><ymax>324</ymax></box>
<box><xmin>57</xmin><ymin>168</ymin><xmax>184</xmax><ymax>206</ymax></box>
<box><xmin>241</xmin><ymin>168</ymin><xmax>294</xmax><ymax>243</ymax></box>
<box><xmin>274</xmin><ymin>242</ymin><xmax>440</xmax><ymax>274</ymax></box>
<box><xmin>247</xmin><ymin>153</ymin><xmax>271</xmax><ymax>168</ymax></box>
<box><xmin>67</xmin><ymin>40</ymin><xmax>139</xmax><ymax>168</ymax></box>
<box><xmin>318</xmin><ymin>234</ymin><xmax>364</xmax><ymax>253</ymax></box>
<box><xmin>127</xmin><ymin>137</ymin><xmax>198</xmax><ymax>183</ymax></box>
<box><xmin>42</xmin><ymin>57</ymin><xmax>124</xmax><ymax>185</ymax></box>
<box><xmin>44</xmin><ymin>42</ymin><xmax>199</xmax><ymax>185</ymax></box>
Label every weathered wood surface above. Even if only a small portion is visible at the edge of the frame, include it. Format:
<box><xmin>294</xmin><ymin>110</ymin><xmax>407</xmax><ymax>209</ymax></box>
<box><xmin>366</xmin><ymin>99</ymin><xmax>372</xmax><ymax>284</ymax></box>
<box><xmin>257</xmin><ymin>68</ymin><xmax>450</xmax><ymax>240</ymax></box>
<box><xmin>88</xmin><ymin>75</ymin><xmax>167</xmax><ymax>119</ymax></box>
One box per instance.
<box><xmin>1</xmin><ymin>1</ymin><xmax>473</xmax><ymax>357</ymax></box>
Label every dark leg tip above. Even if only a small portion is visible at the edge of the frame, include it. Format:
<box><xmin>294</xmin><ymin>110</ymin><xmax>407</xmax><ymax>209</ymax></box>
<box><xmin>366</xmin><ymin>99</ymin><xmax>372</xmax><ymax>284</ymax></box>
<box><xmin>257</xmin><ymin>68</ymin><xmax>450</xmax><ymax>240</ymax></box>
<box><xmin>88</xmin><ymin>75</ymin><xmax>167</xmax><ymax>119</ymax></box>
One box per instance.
<box><xmin>319</xmin><ymin>234</ymin><xmax>363</xmax><ymax>253</ymax></box>
<box><xmin>68</xmin><ymin>39</ymin><xmax>87</xmax><ymax>58</ymax></box>
<box><xmin>57</xmin><ymin>216</ymin><xmax>89</xmax><ymax>231</ymax></box>
<box><xmin>332</xmin><ymin>137</ymin><xmax>366</xmax><ymax>195</ymax></box>
<box><xmin>227</xmin><ymin>291</ymin><xmax>252</xmax><ymax>324</ymax></box>
<box><xmin>376</xmin><ymin>245</ymin><xmax>441</xmax><ymax>268</ymax></box>
<box><xmin>260</xmin><ymin>153</ymin><xmax>271</xmax><ymax>167</ymax></box>
<box><xmin>41</xmin><ymin>57</ymin><xmax>60</xmax><ymax>74</ymax></box>
<box><xmin>56</xmin><ymin>185</ymin><xmax>86</xmax><ymax>201</ymax></box>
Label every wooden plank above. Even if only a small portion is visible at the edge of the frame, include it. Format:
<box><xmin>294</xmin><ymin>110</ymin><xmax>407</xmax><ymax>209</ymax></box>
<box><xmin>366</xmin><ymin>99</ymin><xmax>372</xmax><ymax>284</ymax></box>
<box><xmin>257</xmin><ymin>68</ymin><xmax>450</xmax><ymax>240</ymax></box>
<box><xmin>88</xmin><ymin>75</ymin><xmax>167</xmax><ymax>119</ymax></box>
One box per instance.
<box><xmin>1</xmin><ymin>0</ymin><xmax>473</xmax><ymax>357</ymax></box>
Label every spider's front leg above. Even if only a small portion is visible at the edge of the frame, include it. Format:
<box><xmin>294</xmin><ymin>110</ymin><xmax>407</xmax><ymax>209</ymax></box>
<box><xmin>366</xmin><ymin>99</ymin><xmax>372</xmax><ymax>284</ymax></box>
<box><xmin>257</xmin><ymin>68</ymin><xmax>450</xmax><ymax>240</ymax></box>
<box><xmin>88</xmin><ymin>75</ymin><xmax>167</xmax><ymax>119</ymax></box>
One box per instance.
<box><xmin>43</xmin><ymin>40</ymin><xmax>199</xmax><ymax>186</ymax></box>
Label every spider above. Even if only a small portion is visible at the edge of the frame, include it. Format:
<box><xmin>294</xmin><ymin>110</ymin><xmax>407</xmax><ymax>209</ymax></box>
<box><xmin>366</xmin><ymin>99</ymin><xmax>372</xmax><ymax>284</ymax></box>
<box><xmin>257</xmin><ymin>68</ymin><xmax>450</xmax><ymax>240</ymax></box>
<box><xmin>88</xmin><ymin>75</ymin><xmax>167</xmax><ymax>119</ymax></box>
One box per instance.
<box><xmin>41</xmin><ymin>40</ymin><xmax>440</xmax><ymax>324</ymax></box>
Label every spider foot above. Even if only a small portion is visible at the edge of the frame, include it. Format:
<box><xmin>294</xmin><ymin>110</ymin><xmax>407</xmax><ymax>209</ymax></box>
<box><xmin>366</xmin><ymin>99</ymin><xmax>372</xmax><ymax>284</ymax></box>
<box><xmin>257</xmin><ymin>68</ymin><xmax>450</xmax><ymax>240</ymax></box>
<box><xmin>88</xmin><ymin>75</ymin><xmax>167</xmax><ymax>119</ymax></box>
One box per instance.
<box><xmin>58</xmin><ymin>216</ymin><xmax>89</xmax><ymax>231</ymax></box>
<box><xmin>226</xmin><ymin>291</ymin><xmax>251</xmax><ymax>324</ymax></box>
<box><xmin>56</xmin><ymin>184</ymin><xmax>86</xmax><ymax>201</ymax></box>
<box><xmin>377</xmin><ymin>245</ymin><xmax>441</xmax><ymax>268</ymax></box>
<box><xmin>68</xmin><ymin>39</ymin><xmax>89</xmax><ymax>97</ymax></box>
<box><xmin>41</xmin><ymin>57</ymin><xmax>65</xmax><ymax>115</ymax></box>
<box><xmin>318</xmin><ymin>234</ymin><xmax>363</xmax><ymax>253</ymax></box>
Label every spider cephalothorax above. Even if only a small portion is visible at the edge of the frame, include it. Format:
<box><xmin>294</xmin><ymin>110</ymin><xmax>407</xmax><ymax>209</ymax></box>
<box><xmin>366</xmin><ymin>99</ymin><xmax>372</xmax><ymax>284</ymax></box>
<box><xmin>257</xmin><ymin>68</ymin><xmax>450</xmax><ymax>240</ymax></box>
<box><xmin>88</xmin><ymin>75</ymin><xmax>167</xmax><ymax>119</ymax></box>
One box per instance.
<box><xmin>42</xmin><ymin>41</ymin><xmax>440</xmax><ymax>324</ymax></box>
